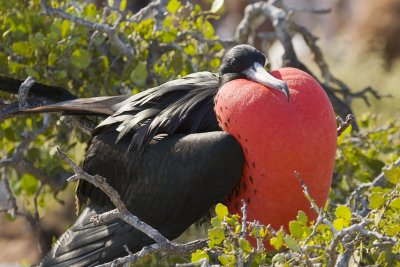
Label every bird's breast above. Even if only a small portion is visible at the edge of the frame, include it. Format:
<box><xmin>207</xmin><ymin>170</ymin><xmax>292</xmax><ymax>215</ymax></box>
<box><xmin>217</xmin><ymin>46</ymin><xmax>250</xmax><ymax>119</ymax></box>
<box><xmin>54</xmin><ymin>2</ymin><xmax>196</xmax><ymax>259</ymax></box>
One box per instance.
<box><xmin>215</xmin><ymin>67</ymin><xmax>337</xmax><ymax>230</ymax></box>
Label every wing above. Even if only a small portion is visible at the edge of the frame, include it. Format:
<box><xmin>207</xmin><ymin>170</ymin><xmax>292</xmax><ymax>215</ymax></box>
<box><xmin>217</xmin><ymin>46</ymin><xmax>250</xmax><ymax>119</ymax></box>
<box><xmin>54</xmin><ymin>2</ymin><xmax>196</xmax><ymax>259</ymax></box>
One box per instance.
<box><xmin>94</xmin><ymin>71</ymin><xmax>221</xmax><ymax>152</ymax></box>
<box><xmin>79</xmin><ymin>130</ymin><xmax>244</xmax><ymax>235</ymax></box>
<box><xmin>42</xmin><ymin>131</ymin><xmax>244</xmax><ymax>266</ymax></box>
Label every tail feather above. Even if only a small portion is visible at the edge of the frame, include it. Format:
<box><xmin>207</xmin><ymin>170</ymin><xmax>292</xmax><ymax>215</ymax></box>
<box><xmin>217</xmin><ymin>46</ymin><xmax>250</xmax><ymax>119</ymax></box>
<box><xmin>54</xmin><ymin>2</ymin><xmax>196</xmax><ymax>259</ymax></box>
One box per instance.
<box><xmin>40</xmin><ymin>204</ymin><xmax>154</xmax><ymax>267</ymax></box>
<box><xmin>0</xmin><ymin>75</ymin><xmax>131</xmax><ymax>116</ymax></box>
<box><xmin>27</xmin><ymin>95</ymin><xmax>131</xmax><ymax>116</ymax></box>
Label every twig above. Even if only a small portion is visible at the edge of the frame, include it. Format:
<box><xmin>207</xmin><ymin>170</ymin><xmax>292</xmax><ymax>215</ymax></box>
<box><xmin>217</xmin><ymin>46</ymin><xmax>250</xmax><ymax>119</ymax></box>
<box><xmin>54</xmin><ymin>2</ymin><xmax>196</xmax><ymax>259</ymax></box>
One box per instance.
<box><xmin>18</xmin><ymin>76</ymin><xmax>36</xmax><ymax>110</ymax></box>
<box><xmin>56</xmin><ymin>148</ymin><xmax>208</xmax><ymax>265</ymax></box>
<box><xmin>40</xmin><ymin>0</ymin><xmax>134</xmax><ymax>59</ymax></box>
<box><xmin>1</xmin><ymin>168</ymin><xmax>17</xmax><ymax>217</ymax></box>
<box><xmin>237</xmin><ymin>200</ymin><xmax>247</xmax><ymax>267</ymax></box>
<box><xmin>337</xmin><ymin>114</ymin><xmax>354</xmax><ymax>136</ymax></box>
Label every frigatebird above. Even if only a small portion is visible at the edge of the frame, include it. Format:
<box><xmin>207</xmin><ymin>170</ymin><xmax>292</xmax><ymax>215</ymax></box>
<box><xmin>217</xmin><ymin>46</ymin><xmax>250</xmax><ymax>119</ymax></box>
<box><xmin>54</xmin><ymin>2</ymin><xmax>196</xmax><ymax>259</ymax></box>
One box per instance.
<box><xmin>0</xmin><ymin>45</ymin><xmax>307</xmax><ymax>266</ymax></box>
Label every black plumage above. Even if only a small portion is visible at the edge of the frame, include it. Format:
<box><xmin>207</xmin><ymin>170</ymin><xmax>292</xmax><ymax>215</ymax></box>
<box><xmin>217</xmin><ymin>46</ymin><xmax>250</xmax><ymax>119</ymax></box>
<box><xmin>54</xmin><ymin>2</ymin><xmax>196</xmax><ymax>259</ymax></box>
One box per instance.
<box><xmin>0</xmin><ymin>45</ymin><xmax>288</xmax><ymax>266</ymax></box>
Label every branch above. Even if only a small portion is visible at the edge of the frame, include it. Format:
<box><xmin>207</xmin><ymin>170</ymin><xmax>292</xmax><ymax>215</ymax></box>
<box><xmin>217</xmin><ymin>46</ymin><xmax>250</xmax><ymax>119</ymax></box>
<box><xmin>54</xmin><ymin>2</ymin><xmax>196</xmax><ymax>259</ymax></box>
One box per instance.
<box><xmin>40</xmin><ymin>0</ymin><xmax>134</xmax><ymax>59</ymax></box>
<box><xmin>337</xmin><ymin>114</ymin><xmax>354</xmax><ymax>136</ymax></box>
<box><xmin>237</xmin><ymin>200</ymin><xmax>248</xmax><ymax>267</ymax></box>
<box><xmin>18</xmin><ymin>76</ymin><xmax>35</xmax><ymax>110</ymax></box>
<box><xmin>56</xmin><ymin>148</ymin><xmax>208</xmax><ymax>265</ymax></box>
<box><xmin>1</xmin><ymin>165</ymin><xmax>47</xmax><ymax>256</ymax></box>
<box><xmin>0</xmin><ymin>114</ymin><xmax>67</xmax><ymax>191</ymax></box>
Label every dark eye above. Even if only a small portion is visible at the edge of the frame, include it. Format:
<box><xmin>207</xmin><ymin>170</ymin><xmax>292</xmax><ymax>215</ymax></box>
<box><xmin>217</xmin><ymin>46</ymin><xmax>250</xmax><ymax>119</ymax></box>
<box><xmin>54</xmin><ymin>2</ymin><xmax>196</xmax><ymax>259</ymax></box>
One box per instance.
<box><xmin>230</xmin><ymin>58</ymin><xmax>240</xmax><ymax>71</ymax></box>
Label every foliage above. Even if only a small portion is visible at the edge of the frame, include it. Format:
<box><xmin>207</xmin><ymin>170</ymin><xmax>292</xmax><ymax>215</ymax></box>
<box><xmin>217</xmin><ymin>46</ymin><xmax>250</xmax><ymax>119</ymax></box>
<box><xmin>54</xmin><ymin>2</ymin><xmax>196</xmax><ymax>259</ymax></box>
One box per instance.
<box><xmin>0</xmin><ymin>0</ymin><xmax>222</xmax><ymax>216</ymax></box>
<box><xmin>0</xmin><ymin>0</ymin><xmax>399</xmax><ymax>266</ymax></box>
<box><xmin>188</xmin><ymin>118</ymin><xmax>400</xmax><ymax>266</ymax></box>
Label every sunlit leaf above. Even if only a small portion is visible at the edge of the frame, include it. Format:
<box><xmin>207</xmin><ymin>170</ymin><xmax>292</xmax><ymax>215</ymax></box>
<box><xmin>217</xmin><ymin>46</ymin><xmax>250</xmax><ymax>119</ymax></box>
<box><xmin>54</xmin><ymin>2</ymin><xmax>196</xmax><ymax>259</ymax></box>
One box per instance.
<box><xmin>297</xmin><ymin>210</ymin><xmax>308</xmax><ymax>225</ymax></box>
<box><xmin>335</xmin><ymin>205</ymin><xmax>351</xmax><ymax>221</ymax></box>
<box><xmin>369</xmin><ymin>191</ymin><xmax>385</xmax><ymax>209</ymax></box>
<box><xmin>20</xmin><ymin>173</ymin><xmax>38</xmax><ymax>196</ymax></box>
<box><xmin>210</xmin><ymin>0</ymin><xmax>224</xmax><ymax>13</ymax></box>
<box><xmin>289</xmin><ymin>221</ymin><xmax>303</xmax><ymax>238</ymax></box>
<box><xmin>167</xmin><ymin>0</ymin><xmax>181</xmax><ymax>14</ymax></box>
<box><xmin>382</xmin><ymin>163</ymin><xmax>400</xmax><ymax>184</ymax></box>
<box><xmin>270</xmin><ymin>229</ymin><xmax>284</xmax><ymax>250</ymax></box>
<box><xmin>12</xmin><ymin>42</ymin><xmax>33</xmax><ymax>57</ymax></box>
<box><xmin>208</xmin><ymin>226</ymin><xmax>225</xmax><ymax>247</ymax></box>
<box><xmin>337</xmin><ymin>124</ymin><xmax>352</xmax><ymax>145</ymax></box>
<box><xmin>283</xmin><ymin>235</ymin><xmax>301</xmax><ymax>252</ymax></box>
<box><xmin>130</xmin><ymin>61</ymin><xmax>147</xmax><ymax>86</ymax></box>
<box><xmin>191</xmin><ymin>249</ymin><xmax>209</xmax><ymax>263</ymax></box>
<box><xmin>120</xmin><ymin>0</ymin><xmax>127</xmax><ymax>11</ymax></box>
<box><xmin>215</xmin><ymin>203</ymin><xmax>228</xmax><ymax>220</ymax></box>
<box><xmin>71</xmin><ymin>49</ymin><xmax>92</xmax><ymax>69</ymax></box>
<box><xmin>218</xmin><ymin>254</ymin><xmax>236</xmax><ymax>266</ymax></box>
<box><xmin>239</xmin><ymin>238</ymin><xmax>252</xmax><ymax>253</ymax></box>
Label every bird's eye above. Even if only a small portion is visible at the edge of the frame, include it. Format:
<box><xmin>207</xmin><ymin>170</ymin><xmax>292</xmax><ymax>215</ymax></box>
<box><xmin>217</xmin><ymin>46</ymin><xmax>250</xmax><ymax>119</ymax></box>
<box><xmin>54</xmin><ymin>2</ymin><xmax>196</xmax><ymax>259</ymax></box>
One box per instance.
<box><xmin>230</xmin><ymin>58</ymin><xmax>240</xmax><ymax>71</ymax></box>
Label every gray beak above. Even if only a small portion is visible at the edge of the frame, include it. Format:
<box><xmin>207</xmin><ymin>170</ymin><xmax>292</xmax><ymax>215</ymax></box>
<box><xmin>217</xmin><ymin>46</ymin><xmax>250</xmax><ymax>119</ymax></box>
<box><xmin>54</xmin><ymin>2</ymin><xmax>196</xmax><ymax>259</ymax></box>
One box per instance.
<box><xmin>242</xmin><ymin>62</ymin><xmax>290</xmax><ymax>101</ymax></box>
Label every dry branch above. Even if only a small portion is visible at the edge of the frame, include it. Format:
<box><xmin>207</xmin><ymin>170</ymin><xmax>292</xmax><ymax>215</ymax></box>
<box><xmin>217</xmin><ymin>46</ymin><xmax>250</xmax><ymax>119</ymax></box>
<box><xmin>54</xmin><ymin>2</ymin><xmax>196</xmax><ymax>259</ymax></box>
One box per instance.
<box><xmin>56</xmin><ymin>148</ymin><xmax>207</xmax><ymax>266</ymax></box>
<box><xmin>337</xmin><ymin>114</ymin><xmax>354</xmax><ymax>136</ymax></box>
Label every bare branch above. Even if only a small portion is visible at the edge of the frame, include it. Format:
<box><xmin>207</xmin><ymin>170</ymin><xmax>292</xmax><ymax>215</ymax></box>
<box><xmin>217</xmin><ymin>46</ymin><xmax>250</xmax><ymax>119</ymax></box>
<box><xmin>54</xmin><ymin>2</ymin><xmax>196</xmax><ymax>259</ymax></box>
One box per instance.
<box><xmin>337</xmin><ymin>114</ymin><xmax>354</xmax><ymax>136</ymax></box>
<box><xmin>97</xmin><ymin>239</ymin><xmax>208</xmax><ymax>267</ymax></box>
<box><xmin>18</xmin><ymin>76</ymin><xmax>35</xmax><ymax>110</ymax></box>
<box><xmin>237</xmin><ymin>200</ymin><xmax>247</xmax><ymax>267</ymax></box>
<box><xmin>56</xmin><ymin>148</ymin><xmax>208</xmax><ymax>265</ymax></box>
<box><xmin>1</xmin><ymin>168</ymin><xmax>17</xmax><ymax>217</ymax></box>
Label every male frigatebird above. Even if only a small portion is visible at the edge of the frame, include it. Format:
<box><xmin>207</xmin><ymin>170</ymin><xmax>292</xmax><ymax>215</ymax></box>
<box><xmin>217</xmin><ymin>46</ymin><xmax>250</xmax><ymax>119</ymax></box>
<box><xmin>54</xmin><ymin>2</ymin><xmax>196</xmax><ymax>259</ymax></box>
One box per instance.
<box><xmin>0</xmin><ymin>45</ymin><xmax>337</xmax><ymax>266</ymax></box>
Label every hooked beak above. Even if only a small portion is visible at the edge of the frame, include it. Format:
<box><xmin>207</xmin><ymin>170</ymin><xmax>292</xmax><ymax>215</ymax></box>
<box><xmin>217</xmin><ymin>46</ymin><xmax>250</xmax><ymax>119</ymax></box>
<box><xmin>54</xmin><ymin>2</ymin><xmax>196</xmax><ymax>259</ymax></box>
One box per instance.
<box><xmin>242</xmin><ymin>62</ymin><xmax>290</xmax><ymax>101</ymax></box>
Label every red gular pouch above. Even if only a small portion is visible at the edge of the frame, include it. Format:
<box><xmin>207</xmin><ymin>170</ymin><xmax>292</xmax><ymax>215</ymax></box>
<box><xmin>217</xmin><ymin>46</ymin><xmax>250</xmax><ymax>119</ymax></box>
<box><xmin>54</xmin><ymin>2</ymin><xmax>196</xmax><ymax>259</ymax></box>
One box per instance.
<box><xmin>215</xmin><ymin>67</ymin><xmax>337</xmax><ymax>245</ymax></box>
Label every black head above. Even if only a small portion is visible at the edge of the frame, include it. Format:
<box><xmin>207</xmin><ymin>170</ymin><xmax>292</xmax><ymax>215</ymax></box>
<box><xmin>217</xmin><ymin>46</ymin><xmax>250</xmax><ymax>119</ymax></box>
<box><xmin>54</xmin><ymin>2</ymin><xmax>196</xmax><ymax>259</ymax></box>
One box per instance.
<box><xmin>218</xmin><ymin>44</ymin><xmax>289</xmax><ymax>100</ymax></box>
<box><xmin>219</xmin><ymin>45</ymin><xmax>266</xmax><ymax>75</ymax></box>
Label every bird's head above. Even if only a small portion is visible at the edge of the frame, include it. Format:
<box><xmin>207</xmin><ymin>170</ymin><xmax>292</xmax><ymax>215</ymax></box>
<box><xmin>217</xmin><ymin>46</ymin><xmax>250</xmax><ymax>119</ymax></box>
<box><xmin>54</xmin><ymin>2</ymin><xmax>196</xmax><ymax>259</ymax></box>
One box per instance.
<box><xmin>219</xmin><ymin>44</ymin><xmax>289</xmax><ymax>100</ymax></box>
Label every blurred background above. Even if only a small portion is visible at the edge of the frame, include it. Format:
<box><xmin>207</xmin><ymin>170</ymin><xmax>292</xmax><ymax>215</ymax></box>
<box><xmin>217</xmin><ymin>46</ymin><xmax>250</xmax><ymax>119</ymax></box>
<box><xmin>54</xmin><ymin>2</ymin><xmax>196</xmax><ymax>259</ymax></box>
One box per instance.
<box><xmin>0</xmin><ymin>0</ymin><xmax>399</xmax><ymax>265</ymax></box>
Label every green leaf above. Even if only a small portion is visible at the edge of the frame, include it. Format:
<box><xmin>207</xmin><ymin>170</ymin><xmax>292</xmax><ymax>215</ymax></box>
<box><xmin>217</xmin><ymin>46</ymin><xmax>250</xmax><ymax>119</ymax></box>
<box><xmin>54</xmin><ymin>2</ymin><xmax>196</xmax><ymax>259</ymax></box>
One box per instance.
<box><xmin>333</xmin><ymin>218</ymin><xmax>347</xmax><ymax>231</ymax></box>
<box><xmin>389</xmin><ymin>197</ymin><xmax>400</xmax><ymax>209</ymax></box>
<box><xmin>271</xmin><ymin>253</ymin><xmax>286</xmax><ymax>264</ymax></box>
<box><xmin>218</xmin><ymin>254</ymin><xmax>236</xmax><ymax>266</ymax></box>
<box><xmin>159</xmin><ymin>31</ymin><xmax>176</xmax><ymax>43</ymax></box>
<box><xmin>208</xmin><ymin>226</ymin><xmax>225</xmax><ymax>247</ymax></box>
<box><xmin>61</xmin><ymin>20</ymin><xmax>71</xmax><ymax>38</ymax></box>
<box><xmin>26</xmin><ymin>66</ymin><xmax>39</xmax><ymax>78</ymax></box>
<box><xmin>385</xmin><ymin>224</ymin><xmax>400</xmax><ymax>236</ymax></box>
<box><xmin>12</xmin><ymin>41</ymin><xmax>34</xmax><ymax>57</ymax></box>
<box><xmin>211</xmin><ymin>216</ymin><xmax>221</xmax><ymax>227</ymax></box>
<box><xmin>120</xmin><ymin>0</ymin><xmax>127</xmax><ymax>11</ymax></box>
<box><xmin>215</xmin><ymin>203</ymin><xmax>228</xmax><ymax>220</ymax></box>
<box><xmin>83</xmin><ymin>3</ymin><xmax>97</xmax><ymax>19</ymax></box>
<box><xmin>71</xmin><ymin>49</ymin><xmax>92</xmax><ymax>69</ymax></box>
<box><xmin>48</xmin><ymin>52</ymin><xmax>57</xmax><ymax>66</ymax></box>
<box><xmin>283</xmin><ymin>235</ymin><xmax>301</xmax><ymax>252</ymax></box>
<box><xmin>167</xmin><ymin>0</ymin><xmax>181</xmax><ymax>14</ymax></box>
<box><xmin>337</xmin><ymin>124</ymin><xmax>352</xmax><ymax>145</ymax></box>
<box><xmin>130</xmin><ymin>61</ymin><xmax>147</xmax><ymax>86</ymax></box>
<box><xmin>289</xmin><ymin>221</ymin><xmax>304</xmax><ymax>238</ymax></box>
<box><xmin>297</xmin><ymin>211</ymin><xmax>308</xmax><ymax>225</ymax></box>
<box><xmin>270</xmin><ymin>229</ymin><xmax>284</xmax><ymax>250</ymax></box>
<box><xmin>184</xmin><ymin>44</ymin><xmax>196</xmax><ymax>56</ymax></box>
<box><xmin>210</xmin><ymin>0</ymin><xmax>224</xmax><ymax>13</ymax></box>
<box><xmin>369</xmin><ymin>191</ymin><xmax>385</xmax><ymax>209</ymax></box>
<box><xmin>335</xmin><ymin>205</ymin><xmax>351</xmax><ymax>221</ymax></box>
<box><xmin>20</xmin><ymin>173</ymin><xmax>38</xmax><ymax>196</ymax></box>
<box><xmin>382</xmin><ymin>163</ymin><xmax>400</xmax><ymax>184</ymax></box>
<box><xmin>191</xmin><ymin>249</ymin><xmax>209</xmax><ymax>263</ymax></box>
<box><xmin>239</xmin><ymin>238</ymin><xmax>252</xmax><ymax>253</ymax></box>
